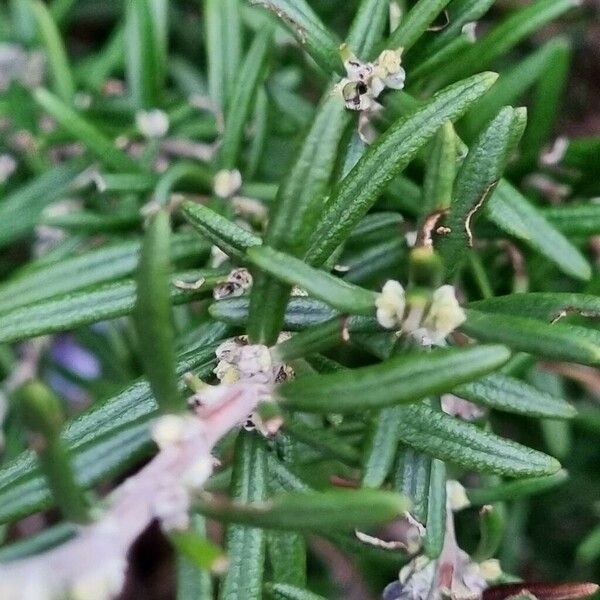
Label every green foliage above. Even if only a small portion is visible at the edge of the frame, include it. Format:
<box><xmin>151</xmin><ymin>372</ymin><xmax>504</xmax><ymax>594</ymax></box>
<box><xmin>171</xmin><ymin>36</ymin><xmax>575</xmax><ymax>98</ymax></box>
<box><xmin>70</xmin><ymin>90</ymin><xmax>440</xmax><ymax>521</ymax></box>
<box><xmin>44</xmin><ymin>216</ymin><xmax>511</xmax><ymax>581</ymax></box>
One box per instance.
<box><xmin>0</xmin><ymin>0</ymin><xmax>598</xmax><ymax>597</ymax></box>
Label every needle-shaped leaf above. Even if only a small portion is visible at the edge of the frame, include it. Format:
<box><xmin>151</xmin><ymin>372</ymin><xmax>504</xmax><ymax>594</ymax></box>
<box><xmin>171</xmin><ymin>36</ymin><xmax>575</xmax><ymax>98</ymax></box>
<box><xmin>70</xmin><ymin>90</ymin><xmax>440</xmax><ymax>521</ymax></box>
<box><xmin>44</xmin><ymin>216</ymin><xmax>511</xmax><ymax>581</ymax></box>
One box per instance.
<box><xmin>0</xmin><ymin>233</ymin><xmax>208</xmax><ymax>313</ymax></box>
<box><xmin>435</xmin><ymin>0</ymin><xmax>578</xmax><ymax>85</ymax></box>
<box><xmin>387</xmin><ymin>0</ymin><xmax>452</xmax><ymax>53</ymax></box>
<box><xmin>34</xmin><ymin>88</ymin><xmax>139</xmax><ymax>172</ymax></box>
<box><xmin>362</xmin><ymin>406</ymin><xmax>404</xmax><ymax>489</ymax></box>
<box><xmin>438</xmin><ymin>106</ymin><xmax>523</xmax><ymax>276</ymax></box>
<box><xmin>249</xmin><ymin>0</ymin><xmax>342</xmax><ymax>74</ymax></box>
<box><xmin>180</xmin><ymin>201</ymin><xmax>262</xmax><ymax>261</ymax></box>
<box><xmin>455</xmin><ymin>373</ymin><xmax>577</xmax><ymax>419</ymax></box>
<box><xmin>247</xmin><ymin>246</ymin><xmax>376</xmax><ymax>315</ymax></box>
<box><xmin>345</xmin><ymin>0</ymin><xmax>388</xmax><ymax>59</ymax></box>
<box><xmin>247</xmin><ymin>94</ymin><xmax>350</xmax><ymax>344</ymax></box>
<box><xmin>541</xmin><ymin>203</ymin><xmax>600</xmax><ymax>237</ymax></box>
<box><xmin>462</xmin><ymin>310</ymin><xmax>600</xmax><ymax>366</ymax></box>
<box><xmin>0</xmin><ymin>269</ymin><xmax>225</xmax><ymax>344</ymax></box>
<box><xmin>29</xmin><ymin>0</ymin><xmax>74</xmax><ymax>103</ymax></box>
<box><xmin>277</xmin><ymin>345</ymin><xmax>510</xmax><ymax>413</ymax></box>
<box><xmin>0</xmin><ymin>161</ymin><xmax>82</xmax><ymax>249</ymax></box>
<box><xmin>466</xmin><ymin>470</ymin><xmax>568</xmax><ymax>506</ymax></box>
<box><xmin>395</xmin><ymin>403</ymin><xmax>561</xmax><ymax>477</ymax></box>
<box><xmin>219</xmin><ymin>431</ymin><xmax>267</xmax><ymax>600</ymax></box>
<box><xmin>267</xmin><ymin>530</ymin><xmax>306</xmax><ymax>588</ymax></box>
<box><xmin>198</xmin><ymin>489</ymin><xmax>410</xmax><ymax>531</ymax></box>
<box><xmin>486</xmin><ymin>180</ymin><xmax>591</xmax><ymax>281</ymax></box>
<box><xmin>219</xmin><ymin>27</ymin><xmax>273</xmax><ymax>170</ymax></box>
<box><xmin>125</xmin><ymin>0</ymin><xmax>167</xmax><ymax>108</ymax></box>
<box><xmin>469</xmin><ymin>293</ymin><xmax>600</xmax><ymax>322</ymax></box>
<box><xmin>394</xmin><ymin>447</ymin><xmax>433</xmax><ymax>522</ymax></box>
<box><xmin>265</xmin><ymin>584</ymin><xmax>327</xmax><ymax>600</ymax></box>
<box><xmin>463</xmin><ymin>38</ymin><xmax>569</xmax><ymax>140</ymax></box>
<box><xmin>133</xmin><ymin>210</ymin><xmax>180</xmax><ymax>413</ymax></box>
<box><xmin>422</xmin><ymin>121</ymin><xmax>456</xmax><ymax>213</ymax></box>
<box><xmin>305</xmin><ymin>72</ymin><xmax>498</xmax><ymax>266</ymax></box>
<box><xmin>423</xmin><ymin>458</ymin><xmax>446</xmax><ymax>558</ymax></box>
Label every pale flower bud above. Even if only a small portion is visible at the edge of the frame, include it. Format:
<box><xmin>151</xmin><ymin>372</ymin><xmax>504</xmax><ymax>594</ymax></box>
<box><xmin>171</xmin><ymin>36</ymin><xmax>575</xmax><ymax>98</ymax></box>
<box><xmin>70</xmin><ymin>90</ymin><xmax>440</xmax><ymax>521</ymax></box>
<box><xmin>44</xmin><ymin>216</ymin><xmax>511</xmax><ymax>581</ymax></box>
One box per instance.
<box><xmin>447</xmin><ymin>479</ymin><xmax>471</xmax><ymax>511</ymax></box>
<box><xmin>376</xmin><ymin>280</ymin><xmax>406</xmax><ymax>329</ymax></box>
<box><xmin>213</xmin><ymin>169</ymin><xmax>242</xmax><ymax>198</ymax></box>
<box><xmin>422</xmin><ymin>285</ymin><xmax>466</xmax><ymax>342</ymax></box>
<box><xmin>135</xmin><ymin>109</ymin><xmax>169</xmax><ymax>139</ymax></box>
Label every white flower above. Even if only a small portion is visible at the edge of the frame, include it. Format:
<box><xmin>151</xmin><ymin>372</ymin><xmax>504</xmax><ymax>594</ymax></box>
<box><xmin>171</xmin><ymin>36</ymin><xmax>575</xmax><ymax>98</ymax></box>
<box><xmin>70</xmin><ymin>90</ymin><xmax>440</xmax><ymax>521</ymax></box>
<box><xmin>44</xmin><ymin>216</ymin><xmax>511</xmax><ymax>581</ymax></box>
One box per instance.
<box><xmin>376</xmin><ymin>280</ymin><xmax>406</xmax><ymax>329</ymax></box>
<box><xmin>422</xmin><ymin>285</ymin><xmax>466</xmax><ymax>343</ymax></box>
<box><xmin>70</xmin><ymin>558</ymin><xmax>126</xmax><ymax>600</ymax></box>
<box><xmin>213</xmin><ymin>168</ymin><xmax>242</xmax><ymax>198</ymax></box>
<box><xmin>135</xmin><ymin>109</ymin><xmax>170</xmax><ymax>138</ymax></box>
<box><xmin>446</xmin><ymin>480</ymin><xmax>471</xmax><ymax>511</ymax></box>
<box><xmin>0</xmin><ymin>154</ymin><xmax>17</xmax><ymax>183</ymax></box>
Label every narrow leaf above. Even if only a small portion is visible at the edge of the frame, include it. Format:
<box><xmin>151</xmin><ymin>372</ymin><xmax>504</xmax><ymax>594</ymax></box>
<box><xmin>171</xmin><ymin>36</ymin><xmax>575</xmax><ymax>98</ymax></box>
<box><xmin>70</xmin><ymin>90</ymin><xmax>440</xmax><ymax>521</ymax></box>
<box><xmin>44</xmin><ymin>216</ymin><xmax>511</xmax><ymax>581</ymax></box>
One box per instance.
<box><xmin>346</xmin><ymin>0</ymin><xmax>388</xmax><ymax>58</ymax></box>
<box><xmin>305</xmin><ymin>72</ymin><xmax>498</xmax><ymax>266</ymax></box>
<box><xmin>247</xmin><ymin>246</ymin><xmax>376</xmax><ymax>315</ymax></box>
<box><xmin>265</xmin><ymin>583</ymin><xmax>327</xmax><ymax>600</ymax></box>
<box><xmin>486</xmin><ymin>180</ymin><xmax>591</xmax><ymax>281</ymax></box>
<box><xmin>396</xmin><ymin>403</ymin><xmax>561</xmax><ymax>476</ymax></box>
<box><xmin>277</xmin><ymin>345</ymin><xmax>510</xmax><ymax>413</ymax></box>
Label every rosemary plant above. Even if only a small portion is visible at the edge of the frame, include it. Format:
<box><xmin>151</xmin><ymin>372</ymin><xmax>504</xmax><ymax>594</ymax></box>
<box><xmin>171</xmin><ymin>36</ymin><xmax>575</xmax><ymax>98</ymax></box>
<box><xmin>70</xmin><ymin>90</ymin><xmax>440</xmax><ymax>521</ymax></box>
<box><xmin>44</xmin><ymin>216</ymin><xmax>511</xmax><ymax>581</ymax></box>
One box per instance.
<box><xmin>0</xmin><ymin>0</ymin><xmax>599</xmax><ymax>598</ymax></box>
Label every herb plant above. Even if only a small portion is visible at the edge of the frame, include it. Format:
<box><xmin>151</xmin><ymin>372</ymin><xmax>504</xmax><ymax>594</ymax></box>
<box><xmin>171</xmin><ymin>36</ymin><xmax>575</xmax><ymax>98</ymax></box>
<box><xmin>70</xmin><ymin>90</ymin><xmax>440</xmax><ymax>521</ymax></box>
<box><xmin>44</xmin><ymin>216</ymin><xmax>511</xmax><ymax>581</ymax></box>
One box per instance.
<box><xmin>0</xmin><ymin>0</ymin><xmax>599</xmax><ymax>599</ymax></box>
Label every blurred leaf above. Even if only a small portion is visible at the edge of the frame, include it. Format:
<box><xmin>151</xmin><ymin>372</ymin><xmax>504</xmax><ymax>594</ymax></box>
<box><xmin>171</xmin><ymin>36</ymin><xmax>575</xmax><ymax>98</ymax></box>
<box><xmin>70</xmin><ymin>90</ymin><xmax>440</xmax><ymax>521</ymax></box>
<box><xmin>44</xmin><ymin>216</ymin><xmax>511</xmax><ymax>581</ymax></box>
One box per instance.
<box><xmin>0</xmin><ymin>233</ymin><xmax>208</xmax><ymax>313</ymax></box>
<box><xmin>423</xmin><ymin>458</ymin><xmax>446</xmax><ymax>558</ymax></box>
<box><xmin>250</xmin><ymin>0</ymin><xmax>342</xmax><ymax>74</ymax></box>
<box><xmin>133</xmin><ymin>210</ymin><xmax>180</xmax><ymax>413</ymax></box>
<box><xmin>34</xmin><ymin>88</ymin><xmax>139</xmax><ymax>172</ymax></box>
<box><xmin>265</xmin><ymin>583</ymin><xmax>327</xmax><ymax>600</ymax></box>
<box><xmin>486</xmin><ymin>180</ymin><xmax>591</xmax><ymax>281</ymax></box>
<box><xmin>198</xmin><ymin>488</ymin><xmax>410</xmax><ymax>530</ymax></box>
<box><xmin>0</xmin><ymin>269</ymin><xmax>224</xmax><ymax>344</ymax></box>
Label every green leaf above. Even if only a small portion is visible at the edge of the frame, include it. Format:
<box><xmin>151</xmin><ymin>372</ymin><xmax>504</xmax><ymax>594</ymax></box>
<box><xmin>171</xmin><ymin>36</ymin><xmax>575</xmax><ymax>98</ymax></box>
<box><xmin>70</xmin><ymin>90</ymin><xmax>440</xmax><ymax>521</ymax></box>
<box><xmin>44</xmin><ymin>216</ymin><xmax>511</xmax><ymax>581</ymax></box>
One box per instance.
<box><xmin>0</xmin><ymin>269</ymin><xmax>225</xmax><ymax>344</ymax></box>
<box><xmin>422</xmin><ymin>121</ymin><xmax>456</xmax><ymax>213</ymax></box>
<box><xmin>394</xmin><ymin>447</ymin><xmax>433</xmax><ymax>522</ymax></box>
<box><xmin>248</xmin><ymin>94</ymin><xmax>349</xmax><ymax>344</ymax></box>
<box><xmin>277</xmin><ymin>345</ymin><xmax>510</xmax><ymax>413</ymax></box>
<box><xmin>198</xmin><ymin>489</ymin><xmax>410</xmax><ymax>530</ymax></box>
<box><xmin>33</xmin><ymin>88</ymin><xmax>140</xmax><ymax>172</ymax></box>
<box><xmin>29</xmin><ymin>0</ymin><xmax>74</xmax><ymax>102</ymax></box>
<box><xmin>305</xmin><ymin>72</ymin><xmax>498</xmax><ymax>266</ymax></box>
<box><xmin>170</xmin><ymin>520</ymin><xmax>225</xmax><ymax>572</ymax></box>
<box><xmin>0</xmin><ymin>161</ymin><xmax>82</xmax><ymax>249</ymax></box>
<box><xmin>463</xmin><ymin>38</ymin><xmax>570</xmax><ymax>140</ymax></box>
<box><xmin>438</xmin><ymin>106</ymin><xmax>523</xmax><ymax>275</ymax></box>
<box><xmin>219</xmin><ymin>28</ymin><xmax>273</xmax><ymax>170</ymax></box>
<box><xmin>466</xmin><ymin>470</ymin><xmax>568</xmax><ymax>506</ymax></box>
<box><xmin>180</xmin><ymin>201</ymin><xmax>262</xmax><ymax>261</ymax></box>
<box><xmin>362</xmin><ymin>406</ymin><xmax>404</xmax><ymax>489</ymax></box>
<box><xmin>175</xmin><ymin>515</ymin><xmax>215</xmax><ymax>599</ymax></box>
<box><xmin>455</xmin><ymin>373</ymin><xmax>576</xmax><ymax>419</ymax></box>
<box><xmin>267</xmin><ymin>531</ymin><xmax>306</xmax><ymax>588</ymax></box>
<box><xmin>0</xmin><ymin>330</ymin><xmax>225</xmax><ymax>524</ymax></box>
<box><xmin>205</xmin><ymin>0</ymin><xmax>242</xmax><ymax>110</ymax></box>
<box><xmin>387</xmin><ymin>0</ymin><xmax>451</xmax><ymax>53</ymax></box>
<box><xmin>133</xmin><ymin>210</ymin><xmax>180</xmax><ymax>413</ymax></box>
<box><xmin>346</xmin><ymin>0</ymin><xmax>389</xmax><ymax>58</ymax></box>
<box><xmin>435</xmin><ymin>0</ymin><xmax>578</xmax><ymax>84</ymax></box>
<box><xmin>463</xmin><ymin>310</ymin><xmax>600</xmax><ymax>366</ymax></box>
<box><xmin>469</xmin><ymin>292</ymin><xmax>600</xmax><ymax>322</ymax></box>
<box><xmin>247</xmin><ymin>246</ymin><xmax>376</xmax><ymax>315</ymax></box>
<box><xmin>125</xmin><ymin>0</ymin><xmax>167</xmax><ymax>108</ymax></box>
<box><xmin>219</xmin><ymin>431</ymin><xmax>267</xmax><ymax>600</ymax></box>
<box><xmin>249</xmin><ymin>0</ymin><xmax>342</xmax><ymax>74</ymax></box>
<box><xmin>396</xmin><ymin>403</ymin><xmax>561</xmax><ymax>476</ymax></box>
<box><xmin>0</xmin><ymin>233</ymin><xmax>208</xmax><ymax>313</ymax></box>
<box><xmin>486</xmin><ymin>180</ymin><xmax>591</xmax><ymax>281</ymax></box>
<box><xmin>0</xmin><ymin>522</ymin><xmax>75</xmax><ymax>562</ymax></box>
<box><xmin>541</xmin><ymin>203</ymin><xmax>600</xmax><ymax>237</ymax></box>
<box><xmin>472</xmin><ymin>503</ymin><xmax>505</xmax><ymax>562</ymax></box>
<box><xmin>265</xmin><ymin>583</ymin><xmax>327</xmax><ymax>600</ymax></box>
<box><xmin>423</xmin><ymin>458</ymin><xmax>446</xmax><ymax>558</ymax></box>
